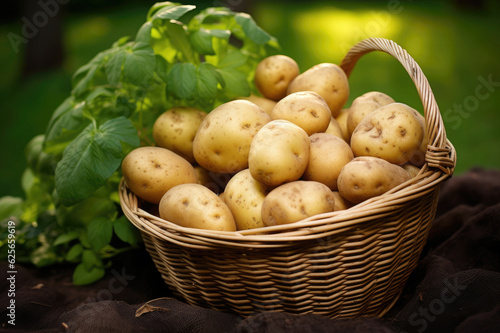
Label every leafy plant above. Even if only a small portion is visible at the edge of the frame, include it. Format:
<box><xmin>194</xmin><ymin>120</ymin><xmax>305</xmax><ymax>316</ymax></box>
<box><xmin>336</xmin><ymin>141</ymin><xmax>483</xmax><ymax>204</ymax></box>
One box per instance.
<box><xmin>0</xmin><ymin>2</ymin><xmax>279</xmax><ymax>285</ymax></box>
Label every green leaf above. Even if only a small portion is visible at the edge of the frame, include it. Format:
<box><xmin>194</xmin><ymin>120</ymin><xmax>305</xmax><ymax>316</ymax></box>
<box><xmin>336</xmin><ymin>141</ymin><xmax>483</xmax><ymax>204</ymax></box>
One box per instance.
<box><xmin>66</xmin><ymin>243</ymin><xmax>83</xmax><ymax>261</ymax></box>
<box><xmin>135</xmin><ymin>21</ymin><xmax>153</xmax><ymax>43</ymax></box>
<box><xmin>217</xmin><ymin>67</ymin><xmax>250</xmax><ymax>97</ymax></box>
<box><xmin>123</xmin><ymin>42</ymin><xmax>156</xmax><ymax>86</ymax></box>
<box><xmin>196</xmin><ymin>63</ymin><xmax>219</xmax><ymax>101</ymax></box>
<box><xmin>105</xmin><ymin>49</ymin><xmax>126</xmax><ymax>85</ymax></box>
<box><xmin>155</xmin><ymin>55</ymin><xmax>169</xmax><ymax>83</ymax></box>
<box><xmin>190</xmin><ymin>28</ymin><xmax>216</xmax><ymax>55</ymax></box>
<box><xmin>234</xmin><ymin>13</ymin><xmax>272</xmax><ymax>45</ymax></box>
<box><xmin>54</xmin><ymin>231</ymin><xmax>80</xmax><ymax>246</ymax></box>
<box><xmin>0</xmin><ymin>196</ymin><xmax>23</xmax><ymax>221</ymax></box>
<box><xmin>55</xmin><ymin>117</ymin><xmax>139</xmax><ymax>206</ymax></box>
<box><xmin>167</xmin><ymin>63</ymin><xmax>197</xmax><ymax>99</ymax></box>
<box><xmin>44</xmin><ymin>98</ymin><xmax>89</xmax><ymax>155</ymax></box>
<box><xmin>73</xmin><ymin>262</ymin><xmax>105</xmax><ymax>285</ymax></box>
<box><xmin>88</xmin><ymin>217</ymin><xmax>114</xmax><ymax>251</ymax></box>
<box><xmin>82</xmin><ymin>249</ymin><xmax>101</xmax><ymax>270</ymax></box>
<box><xmin>72</xmin><ymin>48</ymin><xmax>115</xmax><ymax>96</ymax></box>
<box><xmin>163</xmin><ymin>20</ymin><xmax>195</xmax><ymax>63</ymax></box>
<box><xmin>149</xmin><ymin>3</ymin><xmax>196</xmax><ymax>21</ymax></box>
<box><xmin>113</xmin><ymin>216</ymin><xmax>141</xmax><ymax>246</ymax></box>
<box><xmin>218</xmin><ymin>49</ymin><xmax>248</xmax><ymax>69</ymax></box>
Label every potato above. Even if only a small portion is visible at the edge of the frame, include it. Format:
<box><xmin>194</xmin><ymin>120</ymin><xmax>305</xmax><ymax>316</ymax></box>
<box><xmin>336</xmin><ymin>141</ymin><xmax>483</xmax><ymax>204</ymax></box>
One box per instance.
<box><xmin>337</xmin><ymin>156</ymin><xmax>412</xmax><ymax>204</ymax></box>
<box><xmin>270</xmin><ymin>91</ymin><xmax>331</xmax><ymax>135</ymax></box>
<box><xmin>193</xmin><ymin>165</ymin><xmax>232</xmax><ymax>194</ymax></box>
<box><xmin>193</xmin><ymin>100</ymin><xmax>271</xmax><ymax>173</ymax></box>
<box><xmin>122</xmin><ymin>146</ymin><xmax>198</xmax><ymax>204</ymax></box>
<box><xmin>350</xmin><ymin>102</ymin><xmax>425</xmax><ymax>165</ymax></box>
<box><xmin>241</xmin><ymin>94</ymin><xmax>277</xmax><ymax>116</ymax></box>
<box><xmin>255</xmin><ymin>55</ymin><xmax>300</xmax><ymax>101</ymax></box>
<box><xmin>331</xmin><ymin>191</ymin><xmax>355</xmax><ymax>211</ymax></box>
<box><xmin>324</xmin><ymin>116</ymin><xmax>344</xmax><ymax>140</ymax></box>
<box><xmin>334</xmin><ymin>108</ymin><xmax>350</xmax><ymax>142</ymax></box>
<box><xmin>261</xmin><ymin>181</ymin><xmax>336</xmax><ymax>226</ymax></box>
<box><xmin>303</xmin><ymin>133</ymin><xmax>354</xmax><ymax>190</ymax></box>
<box><xmin>159</xmin><ymin>184</ymin><xmax>236</xmax><ymax>231</ymax></box>
<box><xmin>152</xmin><ymin>107</ymin><xmax>206</xmax><ymax>163</ymax></box>
<box><xmin>287</xmin><ymin>63</ymin><xmax>349</xmax><ymax>118</ymax></box>
<box><xmin>402</xmin><ymin>163</ymin><xmax>421</xmax><ymax>178</ymax></box>
<box><xmin>347</xmin><ymin>91</ymin><xmax>395</xmax><ymax>137</ymax></box>
<box><xmin>249</xmin><ymin>119</ymin><xmax>310</xmax><ymax>187</ymax></box>
<box><xmin>407</xmin><ymin>111</ymin><xmax>428</xmax><ymax>167</ymax></box>
<box><xmin>223</xmin><ymin>169</ymin><xmax>272</xmax><ymax>230</ymax></box>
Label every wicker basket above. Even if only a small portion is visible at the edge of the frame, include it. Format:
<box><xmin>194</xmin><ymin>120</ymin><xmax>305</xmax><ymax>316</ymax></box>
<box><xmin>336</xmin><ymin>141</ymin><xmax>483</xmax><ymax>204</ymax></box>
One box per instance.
<box><xmin>119</xmin><ymin>38</ymin><xmax>456</xmax><ymax>319</ymax></box>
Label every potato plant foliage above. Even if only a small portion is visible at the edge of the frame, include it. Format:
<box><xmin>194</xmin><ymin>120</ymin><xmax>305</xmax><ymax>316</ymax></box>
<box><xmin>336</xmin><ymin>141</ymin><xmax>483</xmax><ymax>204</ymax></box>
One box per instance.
<box><xmin>0</xmin><ymin>2</ymin><xmax>278</xmax><ymax>285</ymax></box>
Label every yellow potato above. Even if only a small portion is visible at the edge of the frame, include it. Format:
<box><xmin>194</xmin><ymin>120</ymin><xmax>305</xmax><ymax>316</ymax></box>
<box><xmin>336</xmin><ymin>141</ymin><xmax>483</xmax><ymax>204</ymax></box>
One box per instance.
<box><xmin>334</xmin><ymin>108</ymin><xmax>350</xmax><ymax>142</ymax></box>
<box><xmin>193</xmin><ymin>100</ymin><xmax>271</xmax><ymax>173</ymax></box>
<box><xmin>241</xmin><ymin>94</ymin><xmax>277</xmax><ymax>116</ymax></box>
<box><xmin>122</xmin><ymin>146</ymin><xmax>198</xmax><ymax>204</ymax></box>
<box><xmin>223</xmin><ymin>169</ymin><xmax>272</xmax><ymax>230</ymax></box>
<box><xmin>331</xmin><ymin>191</ymin><xmax>355</xmax><ymax>211</ymax></box>
<box><xmin>347</xmin><ymin>91</ymin><xmax>395</xmax><ymax>137</ymax></box>
<box><xmin>152</xmin><ymin>107</ymin><xmax>206</xmax><ymax>163</ymax></box>
<box><xmin>255</xmin><ymin>55</ymin><xmax>300</xmax><ymax>101</ymax></box>
<box><xmin>261</xmin><ymin>180</ymin><xmax>336</xmax><ymax>226</ymax></box>
<box><xmin>159</xmin><ymin>183</ymin><xmax>236</xmax><ymax>231</ymax></box>
<box><xmin>337</xmin><ymin>156</ymin><xmax>412</xmax><ymax>204</ymax></box>
<box><xmin>270</xmin><ymin>91</ymin><xmax>331</xmax><ymax>136</ymax></box>
<box><xmin>407</xmin><ymin>112</ymin><xmax>428</xmax><ymax>167</ymax></box>
<box><xmin>287</xmin><ymin>63</ymin><xmax>349</xmax><ymax>118</ymax></box>
<box><xmin>324</xmin><ymin>116</ymin><xmax>344</xmax><ymax>141</ymax></box>
<box><xmin>303</xmin><ymin>133</ymin><xmax>354</xmax><ymax>190</ymax></box>
<box><xmin>402</xmin><ymin>163</ymin><xmax>421</xmax><ymax>178</ymax></box>
<box><xmin>350</xmin><ymin>102</ymin><xmax>425</xmax><ymax>165</ymax></box>
<box><xmin>249</xmin><ymin>119</ymin><xmax>310</xmax><ymax>187</ymax></box>
<box><xmin>193</xmin><ymin>165</ymin><xmax>232</xmax><ymax>194</ymax></box>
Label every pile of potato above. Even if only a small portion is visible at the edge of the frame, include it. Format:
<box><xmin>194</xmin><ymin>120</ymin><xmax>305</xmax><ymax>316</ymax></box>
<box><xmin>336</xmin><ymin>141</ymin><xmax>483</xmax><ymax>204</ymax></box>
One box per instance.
<box><xmin>122</xmin><ymin>55</ymin><xmax>427</xmax><ymax>232</ymax></box>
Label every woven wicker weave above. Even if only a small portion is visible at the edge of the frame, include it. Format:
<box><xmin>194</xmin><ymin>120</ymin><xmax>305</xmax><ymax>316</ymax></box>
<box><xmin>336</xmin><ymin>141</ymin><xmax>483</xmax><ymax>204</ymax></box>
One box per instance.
<box><xmin>119</xmin><ymin>38</ymin><xmax>457</xmax><ymax>319</ymax></box>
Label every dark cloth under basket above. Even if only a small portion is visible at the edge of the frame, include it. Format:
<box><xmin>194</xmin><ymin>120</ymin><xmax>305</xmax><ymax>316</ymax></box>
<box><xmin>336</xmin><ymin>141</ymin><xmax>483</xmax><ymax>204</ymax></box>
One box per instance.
<box><xmin>119</xmin><ymin>37</ymin><xmax>457</xmax><ymax>319</ymax></box>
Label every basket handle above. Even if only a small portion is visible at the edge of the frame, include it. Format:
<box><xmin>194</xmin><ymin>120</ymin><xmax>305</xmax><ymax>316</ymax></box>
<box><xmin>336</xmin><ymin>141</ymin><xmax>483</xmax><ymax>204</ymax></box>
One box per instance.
<box><xmin>340</xmin><ymin>38</ymin><xmax>455</xmax><ymax>176</ymax></box>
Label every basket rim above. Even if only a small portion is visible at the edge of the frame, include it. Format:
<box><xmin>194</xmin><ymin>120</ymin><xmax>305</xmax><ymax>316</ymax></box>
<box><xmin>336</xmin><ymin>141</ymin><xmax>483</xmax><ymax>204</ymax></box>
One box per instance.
<box><xmin>119</xmin><ymin>37</ymin><xmax>457</xmax><ymax>247</ymax></box>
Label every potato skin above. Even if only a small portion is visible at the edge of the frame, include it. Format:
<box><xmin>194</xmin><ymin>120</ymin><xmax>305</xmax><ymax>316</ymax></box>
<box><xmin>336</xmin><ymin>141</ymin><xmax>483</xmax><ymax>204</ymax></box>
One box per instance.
<box><xmin>333</xmin><ymin>108</ymin><xmax>350</xmax><ymax>142</ymax></box>
<box><xmin>347</xmin><ymin>91</ymin><xmax>395</xmax><ymax>137</ymax></box>
<box><xmin>303</xmin><ymin>133</ymin><xmax>354</xmax><ymax>190</ymax></box>
<box><xmin>350</xmin><ymin>103</ymin><xmax>425</xmax><ymax>165</ymax></box>
<box><xmin>159</xmin><ymin>183</ymin><xmax>236</xmax><ymax>231</ymax></box>
<box><xmin>261</xmin><ymin>181</ymin><xmax>336</xmax><ymax>226</ymax></box>
<box><xmin>271</xmin><ymin>91</ymin><xmax>331</xmax><ymax>136</ymax></box>
<box><xmin>249</xmin><ymin>119</ymin><xmax>310</xmax><ymax>187</ymax></box>
<box><xmin>193</xmin><ymin>165</ymin><xmax>232</xmax><ymax>195</ymax></box>
<box><xmin>122</xmin><ymin>146</ymin><xmax>198</xmax><ymax>204</ymax></box>
<box><xmin>287</xmin><ymin>63</ymin><xmax>349</xmax><ymax>118</ymax></box>
<box><xmin>152</xmin><ymin>107</ymin><xmax>206</xmax><ymax>163</ymax></box>
<box><xmin>337</xmin><ymin>156</ymin><xmax>412</xmax><ymax>204</ymax></box>
<box><xmin>255</xmin><ymin>55</ymin><xmax>300</xmax><ymax>101</ymax></box>
<box><xmin>331</xmin><ymin>191</ymin><xmax>355</xmax><ymax>211</ymax></box>
<box><xmin>223</xmin><ymin>169</ymin><xmax>272</xmax><ymax>230</ymax></box>
<box><xmin>241</xmin><ymin>94</ymin><xmax>277</xmax><ymax>116</ymax></box>
<box><xmin>193</xmin><ymin>100</ymin><xmax>271</xmax><ymax>173</ymax></box>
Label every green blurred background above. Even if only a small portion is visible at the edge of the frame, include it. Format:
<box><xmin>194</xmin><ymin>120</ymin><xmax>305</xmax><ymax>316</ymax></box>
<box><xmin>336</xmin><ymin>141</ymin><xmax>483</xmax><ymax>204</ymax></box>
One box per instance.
<box><xmin>1</xmin><ymin>0</ymin><xmax>500</xmax><ymax>198</ymax></box>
